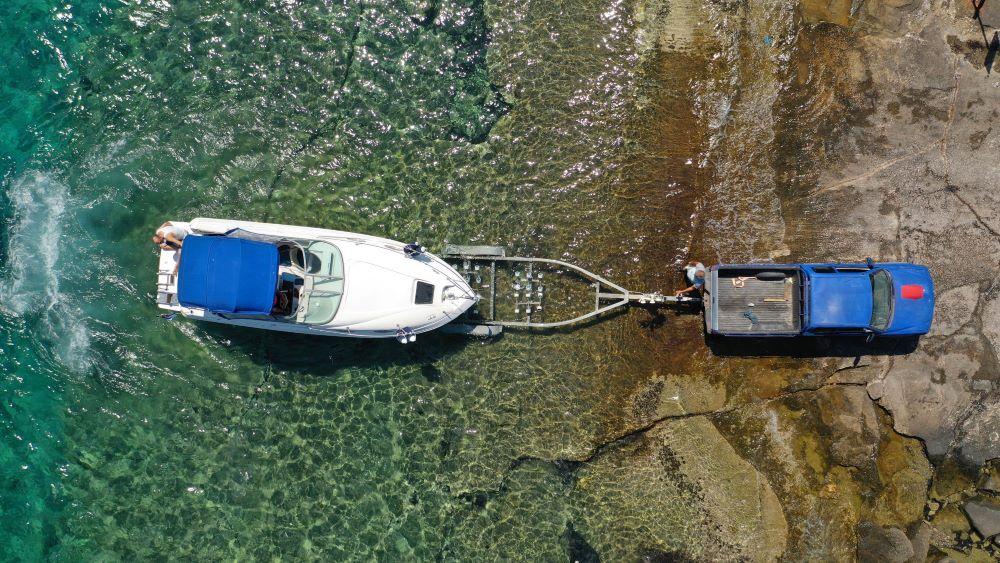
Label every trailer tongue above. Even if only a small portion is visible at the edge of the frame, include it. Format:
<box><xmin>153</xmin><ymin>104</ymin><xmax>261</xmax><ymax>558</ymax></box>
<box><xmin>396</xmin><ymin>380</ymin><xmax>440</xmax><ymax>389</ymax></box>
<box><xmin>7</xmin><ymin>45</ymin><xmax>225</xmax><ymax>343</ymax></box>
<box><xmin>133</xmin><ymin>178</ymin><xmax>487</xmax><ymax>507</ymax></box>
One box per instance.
<box><xmin>438</xmin><ymin>245</ymin><xmax>699</xmax><ymax>336</ymax></box>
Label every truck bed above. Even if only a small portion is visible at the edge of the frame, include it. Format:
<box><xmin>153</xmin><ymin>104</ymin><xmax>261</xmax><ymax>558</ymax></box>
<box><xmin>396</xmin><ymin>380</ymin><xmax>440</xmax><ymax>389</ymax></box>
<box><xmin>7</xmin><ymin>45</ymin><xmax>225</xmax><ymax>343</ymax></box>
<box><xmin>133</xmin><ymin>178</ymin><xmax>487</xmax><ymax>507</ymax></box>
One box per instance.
<box><xmin>708</xmin><ymin>268</ymin><xmax>801</xmax><ymax>335</ymax></box>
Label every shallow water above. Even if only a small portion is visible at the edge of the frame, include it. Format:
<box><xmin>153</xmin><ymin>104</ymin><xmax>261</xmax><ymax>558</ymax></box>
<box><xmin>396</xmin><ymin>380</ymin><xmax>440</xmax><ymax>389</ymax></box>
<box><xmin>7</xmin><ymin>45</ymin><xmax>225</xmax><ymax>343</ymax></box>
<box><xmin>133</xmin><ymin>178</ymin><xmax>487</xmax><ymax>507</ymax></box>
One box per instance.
<box><xmin>2</xmin><ymin>0</ymin><xmax>825</xmax><ymax>559</ymax></box>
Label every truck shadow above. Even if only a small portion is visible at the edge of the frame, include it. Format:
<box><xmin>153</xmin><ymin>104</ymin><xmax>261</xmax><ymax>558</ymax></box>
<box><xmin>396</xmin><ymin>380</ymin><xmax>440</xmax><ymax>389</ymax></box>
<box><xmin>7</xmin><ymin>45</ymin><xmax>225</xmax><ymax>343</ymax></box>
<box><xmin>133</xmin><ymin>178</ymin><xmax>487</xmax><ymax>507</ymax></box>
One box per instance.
<box><xmin>706</xmin><ymin>334</ymin><xmax>920</xmax><ymax>358</ymax></box>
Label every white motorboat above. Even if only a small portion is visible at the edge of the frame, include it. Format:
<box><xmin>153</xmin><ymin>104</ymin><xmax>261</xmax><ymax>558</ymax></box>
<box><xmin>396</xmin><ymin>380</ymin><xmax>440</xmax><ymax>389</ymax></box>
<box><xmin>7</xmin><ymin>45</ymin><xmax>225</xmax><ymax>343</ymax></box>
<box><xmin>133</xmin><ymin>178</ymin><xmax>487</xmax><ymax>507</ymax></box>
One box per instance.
<box><xmin>155</xmin><ymin>218</ymin><xmax>478</xmax><ymax>340</ymax></box>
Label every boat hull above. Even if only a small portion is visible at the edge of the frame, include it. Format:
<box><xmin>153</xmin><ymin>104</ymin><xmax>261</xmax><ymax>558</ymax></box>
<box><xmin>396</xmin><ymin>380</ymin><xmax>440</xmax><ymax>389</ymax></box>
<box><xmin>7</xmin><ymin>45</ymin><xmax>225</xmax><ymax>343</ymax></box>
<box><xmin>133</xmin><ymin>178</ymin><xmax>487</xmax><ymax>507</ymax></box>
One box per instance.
<box><xmin>156</xmin><ymin>219</ymin><xmax>477</xmax><ymax>338</ymax></box>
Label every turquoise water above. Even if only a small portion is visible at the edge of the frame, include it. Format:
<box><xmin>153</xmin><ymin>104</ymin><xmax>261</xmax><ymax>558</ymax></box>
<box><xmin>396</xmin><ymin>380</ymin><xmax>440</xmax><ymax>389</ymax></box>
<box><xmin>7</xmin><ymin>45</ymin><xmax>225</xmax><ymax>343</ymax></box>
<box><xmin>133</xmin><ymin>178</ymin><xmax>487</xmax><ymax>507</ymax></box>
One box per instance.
<box><xmin>1</xmin><ymin>0</ymin><xmax>733</xmax><ymax>559</ymax></box>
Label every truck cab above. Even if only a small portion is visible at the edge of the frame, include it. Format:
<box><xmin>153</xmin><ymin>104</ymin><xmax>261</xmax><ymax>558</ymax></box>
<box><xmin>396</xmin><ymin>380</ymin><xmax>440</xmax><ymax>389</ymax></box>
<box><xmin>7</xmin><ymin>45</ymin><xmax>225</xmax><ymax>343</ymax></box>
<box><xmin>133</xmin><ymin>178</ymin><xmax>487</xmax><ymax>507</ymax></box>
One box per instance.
<box><xmin>703</xmin><ymin>262</ymin><xmax>934</xmax><ymax>338</ymax></box>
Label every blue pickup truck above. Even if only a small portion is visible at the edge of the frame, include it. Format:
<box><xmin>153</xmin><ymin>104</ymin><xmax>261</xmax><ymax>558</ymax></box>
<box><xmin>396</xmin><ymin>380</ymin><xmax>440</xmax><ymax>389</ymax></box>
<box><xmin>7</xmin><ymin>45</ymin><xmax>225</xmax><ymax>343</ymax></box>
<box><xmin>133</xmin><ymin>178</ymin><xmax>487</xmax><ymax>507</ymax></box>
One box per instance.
<box><xmin>703</xmin><ymin>262</ymin><xmax>934</xmax><ymax>337</ymax></box>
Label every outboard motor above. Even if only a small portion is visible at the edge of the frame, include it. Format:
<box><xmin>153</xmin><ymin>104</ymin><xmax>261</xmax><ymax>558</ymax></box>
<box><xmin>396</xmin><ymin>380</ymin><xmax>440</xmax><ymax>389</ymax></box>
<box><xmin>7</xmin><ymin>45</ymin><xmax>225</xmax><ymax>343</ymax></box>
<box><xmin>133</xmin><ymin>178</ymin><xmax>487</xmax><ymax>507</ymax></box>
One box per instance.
<box><xmin>403</xmin><ymin>242</ymin><xmax>425</xmax><ymax>257</ymax></box>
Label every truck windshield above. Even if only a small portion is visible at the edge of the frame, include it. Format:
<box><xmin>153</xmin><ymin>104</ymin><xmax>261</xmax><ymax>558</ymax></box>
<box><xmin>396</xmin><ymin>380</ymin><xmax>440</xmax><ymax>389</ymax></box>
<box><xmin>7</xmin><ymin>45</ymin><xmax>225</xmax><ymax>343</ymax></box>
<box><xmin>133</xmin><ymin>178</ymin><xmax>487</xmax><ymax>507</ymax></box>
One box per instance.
<box><xmin>870</xmin><ymin>270</ymin><xmax>893</xmax><ymax>330</ymax></box>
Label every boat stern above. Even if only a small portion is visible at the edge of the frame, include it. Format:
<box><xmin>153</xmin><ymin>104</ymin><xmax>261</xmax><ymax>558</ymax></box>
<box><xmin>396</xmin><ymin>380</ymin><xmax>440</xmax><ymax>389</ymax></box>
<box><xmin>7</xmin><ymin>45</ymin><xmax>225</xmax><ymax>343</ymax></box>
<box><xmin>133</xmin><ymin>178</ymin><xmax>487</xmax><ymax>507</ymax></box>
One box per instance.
<box><xmin>155</xmin><ymin>247</ymin><xmax>183</xmax><ymax>312</ymax></box>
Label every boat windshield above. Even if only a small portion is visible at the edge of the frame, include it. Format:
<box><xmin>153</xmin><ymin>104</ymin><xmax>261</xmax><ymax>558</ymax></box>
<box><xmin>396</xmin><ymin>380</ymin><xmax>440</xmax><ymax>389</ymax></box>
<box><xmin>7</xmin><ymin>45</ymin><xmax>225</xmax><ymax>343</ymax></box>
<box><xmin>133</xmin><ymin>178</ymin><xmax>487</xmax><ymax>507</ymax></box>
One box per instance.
<box><xmin>293</xmin><ymin>240</ymin><xmax>345</xmax><ymax>325</ymax></box>
<box><xmin>870</xmin><ymin>269</ymin><xmax>893</xmax><ymax>330</ymax></box>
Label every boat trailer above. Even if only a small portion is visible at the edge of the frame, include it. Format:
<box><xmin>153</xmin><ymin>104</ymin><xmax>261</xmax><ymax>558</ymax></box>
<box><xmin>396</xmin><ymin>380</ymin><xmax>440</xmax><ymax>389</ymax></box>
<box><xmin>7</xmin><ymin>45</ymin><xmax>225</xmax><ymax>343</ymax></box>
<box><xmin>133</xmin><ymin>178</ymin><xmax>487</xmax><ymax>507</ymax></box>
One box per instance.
<box><xmin>439</xmin><ymin>245</ymin><xmax>700</xmax><ymax>337</ymax></box>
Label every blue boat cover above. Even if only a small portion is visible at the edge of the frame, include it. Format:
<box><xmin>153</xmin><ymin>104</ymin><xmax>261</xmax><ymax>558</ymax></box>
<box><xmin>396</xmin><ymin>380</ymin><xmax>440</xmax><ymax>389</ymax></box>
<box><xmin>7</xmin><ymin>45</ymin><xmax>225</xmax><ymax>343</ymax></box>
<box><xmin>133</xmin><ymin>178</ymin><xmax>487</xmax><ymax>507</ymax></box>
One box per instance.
<box><xmin>808</xmin><ymin>273</ymin><xmax>873</xmax><ymax>329</ymax></box>
<box><xmin>177</xmin><ymin>235</ymin><xmax>279</xmax><ymax>315</ymax></box>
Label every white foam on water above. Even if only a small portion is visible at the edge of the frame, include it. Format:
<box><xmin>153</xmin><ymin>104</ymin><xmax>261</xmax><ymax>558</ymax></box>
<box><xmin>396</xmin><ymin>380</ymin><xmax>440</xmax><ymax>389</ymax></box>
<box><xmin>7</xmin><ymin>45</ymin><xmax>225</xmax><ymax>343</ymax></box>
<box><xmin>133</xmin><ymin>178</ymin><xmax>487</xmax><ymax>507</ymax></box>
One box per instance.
<box><xmin>1</xmin><ymin>171</ymin><xmax>92</xmax><ymax>372</ymax></box>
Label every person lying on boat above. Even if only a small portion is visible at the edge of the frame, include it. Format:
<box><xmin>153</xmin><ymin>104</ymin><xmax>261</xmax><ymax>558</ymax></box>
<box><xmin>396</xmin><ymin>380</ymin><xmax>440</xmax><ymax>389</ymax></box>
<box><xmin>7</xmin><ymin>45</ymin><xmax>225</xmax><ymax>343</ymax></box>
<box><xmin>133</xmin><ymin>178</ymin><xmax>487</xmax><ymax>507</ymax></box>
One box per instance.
<box><xmin>675</xmin><ymin>261</ymin><xmax>706</xmax><ymax>297</ymax></box>
<box><xmin>152</xmin><ymin>221</ymin><xmax>190</xmax><ymax>250</ymax></box>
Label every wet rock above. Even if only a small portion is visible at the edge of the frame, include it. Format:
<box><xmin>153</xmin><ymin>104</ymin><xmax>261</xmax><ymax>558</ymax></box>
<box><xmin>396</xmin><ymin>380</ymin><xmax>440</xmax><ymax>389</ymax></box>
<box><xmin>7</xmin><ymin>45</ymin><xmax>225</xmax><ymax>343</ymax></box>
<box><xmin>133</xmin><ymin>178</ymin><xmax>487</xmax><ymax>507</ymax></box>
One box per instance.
<box><xmin>931</xmin><ymin>456</ymin><xmax>979</xmax><ymax>501</ymax></box>
<box><xmin>931</xmin><ymin>503</ymin><xmax>972</xmax><ymax>537</ymax></box>
<box><xmin>638</xmin><ymin>548</ymin><xmax>696</xmax><ymax>563</ymax></box>
<box><xmin>836</xmin><ymin>355</ymin><xmax>872</xmax><ymax>371</ymax></box>
<box><xmin>715</xmin><ymin>390</ymin><xmax>929</xmax><ymax>561</ymax></box>
<box><xmin>627</xmin><ymin>373</ymin><xmax>726</xmax><ymax>424</ymax></box>
<box><xmin>563</xmin><ymin>522</ymin><xmax>600</xmax><ymax>563</ymax></box>
<box><xmin>963</xmin><ymin>500</ymin><xmax>1000</xmax><ymax>539</ymax></box>
<box><xmin>873</xmin><ymin>417</ymin><xmax>932</xmax><ymax>526</ymax></box>
<box><xmin>937</xmin><ymin>545</ymin><xmax>997</xmax><ymax>562</ymax></box>
<box><xmin>905</xmin><ymin>521</ymin><xmax>932</xmax><ymax>563</ymax></box>
<box><xmin>634</xmin><ymin>0</ymin><xmax>704</xmax><ymax>54</ymax></box>
<box><xmin>856</xmin><ymin>521</ymin><xmax>914</xmax><ymax>563</ymax></box>
<box><xmin>831</xmin><ymin>356</ymin><xmax>879</xmax><ymax>385</ymax></box>
<box><xmin>798</xmin><ymin>0</ymin><xmax>854</xmax><ymax>27</ymax></box>
<box><xmin>807</xmin><ymin>4</ymin><xmax>1000</xmax><ymax>506</ymax></box>
<box><xmin>980</xmin><ymin>462</ymin><xmax>1000</xmax><ymax>493</ymax></box>
<box><xmin>860</xmin><ymin>0</ymin><xmax>923</xmax><ymax>36</ymax></box>
<box><xmin>817</xmin><ymin>386</ymin><xmax>880</xmax><ymax>469</ymax></box>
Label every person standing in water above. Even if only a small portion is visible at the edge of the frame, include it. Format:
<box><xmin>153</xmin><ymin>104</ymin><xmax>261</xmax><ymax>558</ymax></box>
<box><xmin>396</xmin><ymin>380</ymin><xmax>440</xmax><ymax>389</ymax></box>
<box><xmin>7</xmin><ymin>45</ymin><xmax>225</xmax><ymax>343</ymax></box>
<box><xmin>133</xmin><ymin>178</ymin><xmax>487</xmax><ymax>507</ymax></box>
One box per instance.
<box><xmin>675</xmin><ymin>260</ymin><xmax>706</xmax><ymax>297</ymax></box>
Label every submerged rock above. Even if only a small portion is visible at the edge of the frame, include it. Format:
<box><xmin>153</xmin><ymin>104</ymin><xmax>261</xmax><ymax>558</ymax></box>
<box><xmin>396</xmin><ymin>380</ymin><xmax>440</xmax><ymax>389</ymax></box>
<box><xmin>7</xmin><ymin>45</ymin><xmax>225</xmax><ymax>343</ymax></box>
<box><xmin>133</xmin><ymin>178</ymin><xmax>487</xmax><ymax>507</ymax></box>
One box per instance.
<box><xmin>873</xmin><ymin>413</ymin><xmax>932</xmax><ymax>527</ymax></box>
<box><xmin>563</xmin><ymin>522</ymin><xmax>600</xmax><ymax>563</ymax></box>
<box><xmin>817</xmin><ymin>385</ymin><xmax>880</xmax><ymax>469</ymax></box>
<box><xmin>571</xmin><ymin>416</ymin><xmax>787</xmax><ymax>561</ymax></box>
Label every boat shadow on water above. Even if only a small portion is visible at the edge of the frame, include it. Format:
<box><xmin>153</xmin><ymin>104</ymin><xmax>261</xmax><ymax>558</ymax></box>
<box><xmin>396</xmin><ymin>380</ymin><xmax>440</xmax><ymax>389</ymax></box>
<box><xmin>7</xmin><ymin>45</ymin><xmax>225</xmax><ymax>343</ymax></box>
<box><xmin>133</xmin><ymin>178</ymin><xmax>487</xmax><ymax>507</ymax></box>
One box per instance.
<box><xmin>706</xmin><ymin>334</ymin><xmax>920</xmax><ymax>358</ymax></box>
<box><xmin>197</xmin><ymin>323</ymin><xmax>470</xmax><ymax>382</ymax></box>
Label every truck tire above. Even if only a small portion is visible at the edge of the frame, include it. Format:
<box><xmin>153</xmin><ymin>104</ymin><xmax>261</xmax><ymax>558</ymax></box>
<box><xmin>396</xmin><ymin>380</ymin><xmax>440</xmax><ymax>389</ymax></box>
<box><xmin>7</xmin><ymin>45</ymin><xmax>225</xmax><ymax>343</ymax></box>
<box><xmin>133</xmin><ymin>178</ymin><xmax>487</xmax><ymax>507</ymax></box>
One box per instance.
<box><xmin>756</xmin><ymin>271</ymin><xmax>786</xmax><ymax>281</ymax></box>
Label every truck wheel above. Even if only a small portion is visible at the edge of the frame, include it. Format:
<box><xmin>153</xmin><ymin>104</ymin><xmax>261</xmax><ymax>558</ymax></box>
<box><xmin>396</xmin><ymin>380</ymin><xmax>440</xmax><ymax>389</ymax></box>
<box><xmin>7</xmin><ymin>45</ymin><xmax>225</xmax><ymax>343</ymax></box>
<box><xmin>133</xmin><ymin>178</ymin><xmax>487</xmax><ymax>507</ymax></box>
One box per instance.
<box><xmin>756</xmin><ymin>271</ymin><xmax>786</xmax><ymax>281</ymax></box>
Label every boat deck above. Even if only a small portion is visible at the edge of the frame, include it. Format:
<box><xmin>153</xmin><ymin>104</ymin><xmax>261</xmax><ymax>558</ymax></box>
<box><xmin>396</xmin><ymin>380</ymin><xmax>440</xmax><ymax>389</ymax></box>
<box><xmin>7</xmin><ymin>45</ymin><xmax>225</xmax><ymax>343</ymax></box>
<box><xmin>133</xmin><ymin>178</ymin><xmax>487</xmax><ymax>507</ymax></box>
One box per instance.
<box><xmin>156</xmin><ymin>248</ymin><xmax>181</xmax><ymax>310</ymax></box>
<box><xmin>714</xmin><ymin>270</ymin><xmax>800</xmax><ymax>334</ymax></box>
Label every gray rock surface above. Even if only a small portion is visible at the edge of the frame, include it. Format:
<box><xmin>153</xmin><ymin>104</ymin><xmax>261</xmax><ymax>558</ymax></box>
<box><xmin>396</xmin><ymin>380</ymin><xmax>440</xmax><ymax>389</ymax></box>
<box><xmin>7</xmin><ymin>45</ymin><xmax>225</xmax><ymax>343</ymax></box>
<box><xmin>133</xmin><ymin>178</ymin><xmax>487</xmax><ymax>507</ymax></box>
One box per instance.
<box><xmin>929</xmin><ymin>284</ymin><xmax>979</xmax><ymax>337</ymax></box>
<box><xmin>957</xmin><ymin>405</ymin><xmax>1000</xmax><ymax>465</ymax></box>
<box><xmin>875</xmin><ymin>351</ymin><xmax>975</xmax><ymax>457</ymax></box>
<box><xmin>905</xmin><ymin>521</ymin><xmax>932</xmax><ymax>563</ymax></box>
<box><xmin>963</xmin><ymin>500</ymin><xmax>1000</xmax><ymax>538</ymax></box>
<box><xmin>857</xmin><ymin>521</ymin><xmax>915</xmax><ymax>563</ymax></box>
<box><xmin>982</xmin><ymin>295</ymin><xmax>1000</xmax><ymax>361</ymax></box>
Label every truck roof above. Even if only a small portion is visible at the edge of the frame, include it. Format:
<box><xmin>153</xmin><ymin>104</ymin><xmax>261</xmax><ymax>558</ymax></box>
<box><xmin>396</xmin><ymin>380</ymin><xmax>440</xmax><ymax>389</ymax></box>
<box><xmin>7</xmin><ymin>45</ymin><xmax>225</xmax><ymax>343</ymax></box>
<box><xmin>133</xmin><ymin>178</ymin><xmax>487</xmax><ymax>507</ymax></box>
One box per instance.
<box><xmin>807</xmin><ymin>272</ymin><xmax>872</xmax><ymax>329</ymax></box>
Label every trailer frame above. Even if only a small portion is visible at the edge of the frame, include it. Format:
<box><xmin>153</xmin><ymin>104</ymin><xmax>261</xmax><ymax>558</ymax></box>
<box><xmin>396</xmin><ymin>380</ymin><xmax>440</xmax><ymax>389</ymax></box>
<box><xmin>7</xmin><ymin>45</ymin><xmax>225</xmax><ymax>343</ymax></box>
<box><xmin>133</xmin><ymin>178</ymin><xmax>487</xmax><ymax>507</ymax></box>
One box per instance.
<box><xmin>440</xmin><ymin>245</ymin><xmax>700</xmax><ymax>335</ymax></box>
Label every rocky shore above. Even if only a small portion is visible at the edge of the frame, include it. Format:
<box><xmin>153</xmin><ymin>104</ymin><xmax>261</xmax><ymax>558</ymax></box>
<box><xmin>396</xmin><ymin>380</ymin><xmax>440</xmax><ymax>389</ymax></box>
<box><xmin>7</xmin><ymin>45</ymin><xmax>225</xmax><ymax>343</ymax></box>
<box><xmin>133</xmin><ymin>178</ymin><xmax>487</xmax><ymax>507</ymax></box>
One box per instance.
<box><xmin>540</xmin><ymin>0</ymin><xmax>1000</xmax><ymax>559</ymax></box>
<box><xmin>685</xmin><ymin>0</ymin><xmax>1000</xmax><ymax>559</ymax></box>
<box><xmin>792</xmin><ymin>0</ymin><xmax>1000</xmax><ymax>559</ymax></box>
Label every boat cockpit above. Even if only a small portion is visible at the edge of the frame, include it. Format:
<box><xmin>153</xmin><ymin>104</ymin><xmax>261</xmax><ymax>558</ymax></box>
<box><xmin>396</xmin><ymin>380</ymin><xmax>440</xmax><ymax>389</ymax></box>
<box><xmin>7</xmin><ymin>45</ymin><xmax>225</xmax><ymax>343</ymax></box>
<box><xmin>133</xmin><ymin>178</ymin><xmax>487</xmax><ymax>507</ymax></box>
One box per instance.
<box><xmin>272</xmin><ymin>239</ymin><xmax>345</xmax><ymax>324</ymax></box>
